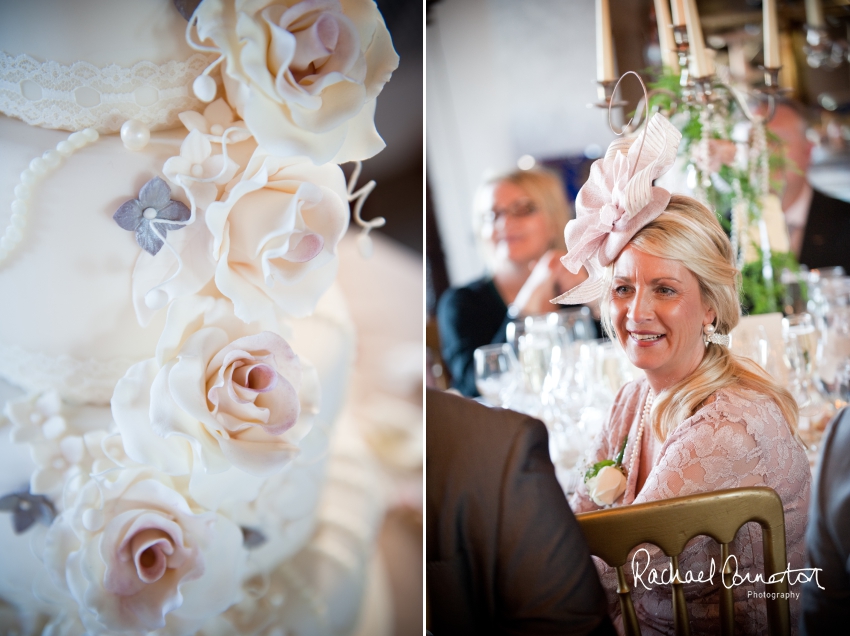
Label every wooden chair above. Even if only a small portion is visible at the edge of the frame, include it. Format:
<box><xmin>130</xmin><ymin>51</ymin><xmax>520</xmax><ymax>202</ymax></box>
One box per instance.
<box><xmin>426</xmin><ymin>317</ymin><xmax>450</xmax><ymax>390</ymax></box>
<box><xmin>576</xmin><ymin>487</ymin><xmax>791</xmax><ymax>636</ymax></box>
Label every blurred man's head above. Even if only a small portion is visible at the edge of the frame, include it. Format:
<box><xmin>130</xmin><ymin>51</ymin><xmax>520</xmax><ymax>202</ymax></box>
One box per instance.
<box><xmin>767</xmin><ymin>102</ymin><xmax>814</xmax><ymax>210</ymax></box>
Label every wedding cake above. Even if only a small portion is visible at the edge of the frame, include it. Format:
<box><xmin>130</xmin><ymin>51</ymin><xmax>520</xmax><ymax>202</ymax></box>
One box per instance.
<box><xmin>0</xmin><ymin>0</ymin><xmax>400</xmax><ymax>633</ymax></box>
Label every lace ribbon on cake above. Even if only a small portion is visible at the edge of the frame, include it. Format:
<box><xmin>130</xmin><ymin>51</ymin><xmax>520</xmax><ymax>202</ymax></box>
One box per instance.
<box><xmin>0</xmin><ymin>51</ymin><xmax>215</xmax><ymax>133</ymax></box>
<box><xmin>0</xmin><ymin>343</ymin><xmax>141</xmax><ymax>405</ymax></box>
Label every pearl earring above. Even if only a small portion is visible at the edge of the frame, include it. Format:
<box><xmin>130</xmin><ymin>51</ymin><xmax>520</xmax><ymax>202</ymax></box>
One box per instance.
<box><xmin>703</xmin><ymin>323</ymin><xmax>731</xmax><ymax>347</ymax></box>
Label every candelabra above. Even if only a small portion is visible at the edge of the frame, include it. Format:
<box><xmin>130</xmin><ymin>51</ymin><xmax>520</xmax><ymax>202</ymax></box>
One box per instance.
<box><xmin>804</xmin><ymin>25</ymin><xmax>849</xmax><ymax>69</ymax></box>
<box><xmin>592</xmin><ymin>41</ymin><xmax>793</xmax><ymax>314</ymax></box>
<box><xmin>591</xmin><ymin>80</ymin><xmax>628</xmax><ymax>110</ymax></box>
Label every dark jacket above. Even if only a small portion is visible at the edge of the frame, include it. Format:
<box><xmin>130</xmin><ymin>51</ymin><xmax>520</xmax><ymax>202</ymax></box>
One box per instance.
<box><xmin>436</xmin><ymin>277</ymin><xmax>510</xmax><ymax>397</ymax></box>
<box><xmin>801</xmin><ymin>407</ymin><xmax>850</xmax><ymax>634</ymax></box>
<box><xmin>426</xmin><ymin>389</ymin><xmax>614</xmax><ymax>635</ymax></box>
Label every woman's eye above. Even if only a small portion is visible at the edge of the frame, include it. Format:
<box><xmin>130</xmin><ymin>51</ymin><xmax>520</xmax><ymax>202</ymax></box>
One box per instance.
<box><xmin>657</xmin><ymin>286</ymin><xmax>675</xmax><ymax>296</ymax></box>
<box><xmin>613</xmin><ymin>286</ymin><xmax>631</xmax><ymax>296</ymax></box>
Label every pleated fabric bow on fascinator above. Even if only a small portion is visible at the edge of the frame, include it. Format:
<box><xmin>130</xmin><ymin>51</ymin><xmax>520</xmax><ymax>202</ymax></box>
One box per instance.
<box><xmin>552</xmin><ymin>101</ymin><xmax>682</xmax><ymax>305</ymax></box>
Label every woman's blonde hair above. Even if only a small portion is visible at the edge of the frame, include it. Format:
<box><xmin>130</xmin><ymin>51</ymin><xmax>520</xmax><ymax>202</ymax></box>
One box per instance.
<box><xmin>600</xmin><ymin>194</ymin><xmax>798</xmax><ymax>440</ymax></box>
<box><xmin>473</xmin><ymin>167</ymin><xmax>571</xmax><ymax>268</ymax></box>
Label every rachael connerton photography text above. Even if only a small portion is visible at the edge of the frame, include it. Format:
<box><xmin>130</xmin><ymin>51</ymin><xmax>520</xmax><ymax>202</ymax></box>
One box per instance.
<box><xmin>631</xmin><ymin>548</ymin><xmax>824</xmax><ymax>592</ymax></box>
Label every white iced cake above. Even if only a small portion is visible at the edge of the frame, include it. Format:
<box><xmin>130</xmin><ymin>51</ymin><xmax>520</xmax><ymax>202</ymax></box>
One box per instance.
<box><xmin>0</xmin><ymin>0</ymin><xmax>399</xmax><ymax>633</ymax></box>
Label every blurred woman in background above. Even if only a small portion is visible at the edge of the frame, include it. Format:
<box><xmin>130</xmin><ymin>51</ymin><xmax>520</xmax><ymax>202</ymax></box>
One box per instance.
<box><xmin>437</xmin><ymin>167</ymin><xmax>586</xmax><ymax>396</ymax></box>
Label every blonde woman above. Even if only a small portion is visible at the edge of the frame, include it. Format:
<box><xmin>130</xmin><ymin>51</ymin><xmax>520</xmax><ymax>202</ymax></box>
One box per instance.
<box><xmin>437</xmin><ymin>167</ymin><xmax>586</xmax><ymax>396</ymax></box>
<box><xmin>559</xmin><ymin>115</ymin><xmax>810</xmax><ymax>634</ymax></box>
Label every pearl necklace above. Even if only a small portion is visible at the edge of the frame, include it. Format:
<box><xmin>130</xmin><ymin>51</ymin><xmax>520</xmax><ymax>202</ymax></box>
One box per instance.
<box><xmin>1</xmin><ymin>127</ymin><xmax>100</xmax><ymax>266</ymax></box>
<box><xmin>628</xmin><ymin>388</ymin><xmax>655</xmax><ymax>483</ymax></box>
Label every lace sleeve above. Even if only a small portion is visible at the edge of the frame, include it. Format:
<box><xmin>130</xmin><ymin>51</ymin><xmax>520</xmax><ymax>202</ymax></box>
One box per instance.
<box><xmin>636</xmin><ymin>404</ymin><xmax>764</xmax><ymax>503</ymax></box>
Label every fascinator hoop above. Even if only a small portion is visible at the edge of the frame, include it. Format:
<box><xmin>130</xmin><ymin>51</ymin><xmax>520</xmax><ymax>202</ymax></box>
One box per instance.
<box><xmin>552</xmin><ymin>72</ymin><xmax>682</xmax><ymax>305</ymax></box>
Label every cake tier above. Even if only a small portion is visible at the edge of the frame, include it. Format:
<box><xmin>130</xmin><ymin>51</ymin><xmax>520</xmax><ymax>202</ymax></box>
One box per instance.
<box><xmin>0</xmin><ymin>116</ymin><xmax>248</xmax><ymax>402</ymax></box>
<box><xmin>0</xmin><ymin>116</ymin><xmax>180</xmax><ymax>400</ymax></box>
<box><xmin>0</xmin><ymin>0</ymin><xmax>196</xmax><ymax>67</ymax></box>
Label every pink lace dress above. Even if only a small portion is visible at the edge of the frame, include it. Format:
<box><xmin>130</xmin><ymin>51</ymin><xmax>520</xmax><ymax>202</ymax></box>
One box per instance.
<box><xmin>570</xmin><ymin>378</ymin><xmax>811</xmax><ymax>635</ymax></box>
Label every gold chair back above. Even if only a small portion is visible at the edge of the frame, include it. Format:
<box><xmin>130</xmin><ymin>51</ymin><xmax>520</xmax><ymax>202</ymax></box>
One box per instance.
<box><xmin>576</xmin><ymin>487</ymin><xmax>791</xmax><ymax>636</ymax></box>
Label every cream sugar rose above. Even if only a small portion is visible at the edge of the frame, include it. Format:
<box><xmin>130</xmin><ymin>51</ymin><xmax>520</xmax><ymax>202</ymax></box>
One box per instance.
<box><xmin>194</xmin><ymin>0</ymin><xmax>399</xmax><ymax>164</ymax></box>
<box><xmin>112</xmin><ymin>296</ymin><xmax>321</xmax><ymax>505</ymax></box>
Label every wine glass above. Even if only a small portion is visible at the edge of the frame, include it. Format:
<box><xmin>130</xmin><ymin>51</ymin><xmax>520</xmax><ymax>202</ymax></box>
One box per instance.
<box><xmin>474</xmin><ymin>344</ymin><xmax>519</xmax><ymax>407</ymax></box>
<box><xmin>782</xmin><ymin>313</ymin><xmax>818</xmax><ymax>377</ymax></box>
<box><xmin>505</xmin><ymin>319</ymin><xmax>526</xmax><ymax>358</ymax></box>
<box><xmin>517</xmin><ymin>331</ymin><xmax>552</xmax><ymax>395</ymax></box>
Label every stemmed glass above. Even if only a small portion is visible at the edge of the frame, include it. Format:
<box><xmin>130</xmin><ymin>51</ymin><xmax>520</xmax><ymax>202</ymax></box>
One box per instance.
<box><xmin>783</xmin><ymin>313</ymin><xmax>830</xmax><ymax>449</ymax></box>
<box><xmin>782</xmin><ymin>313</ymin><xmax>818</xmax><ymax>377</ymax></box>
<box><xmin>474</xmin><ymin>344</ymin><xmax>519</xmax><ymax>407</ymax></box>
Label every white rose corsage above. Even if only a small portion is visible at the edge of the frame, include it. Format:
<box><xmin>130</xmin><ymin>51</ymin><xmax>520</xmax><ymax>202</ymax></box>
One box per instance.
<box><xmin>583</xmin><ymin>436</ymin><xmax>629</xmax><ymax>507</ymax></box>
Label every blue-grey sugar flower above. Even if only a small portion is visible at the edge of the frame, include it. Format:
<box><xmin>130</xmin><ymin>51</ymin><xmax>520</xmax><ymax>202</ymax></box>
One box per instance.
<box><xmin>113</xmin><ymin>176</ymin><xmax>191</xmax><ymax>255</ymax></box>
<box><xmin>0</xmin><ymin>489</ymin><xmax>56</xmax><ymax>534</ymax></box>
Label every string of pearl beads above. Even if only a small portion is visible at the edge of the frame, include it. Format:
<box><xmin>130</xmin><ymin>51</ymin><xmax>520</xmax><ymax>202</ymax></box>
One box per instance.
<box><xmin>0</xmin><ymin>127</ymin><xmax>100</xmax><ymax>266</ymax></box>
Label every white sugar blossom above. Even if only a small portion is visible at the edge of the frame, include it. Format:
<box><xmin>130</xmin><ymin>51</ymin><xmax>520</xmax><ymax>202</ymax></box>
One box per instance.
<box><xmin>164</xmin><ymin>130</ymin><xmax>240</xmax><ymax>213</ymax></box>
<box><xmin>177</xmin><ymin>98</ymin><xmax>252</xmax><ymax>144</ymax></box>
<box><xmin>193</xmin><ymin>0</ymin><xmax>399</xmax><ymax>164</ymax></box>
<box><xmin>4</xmin><ymin>391</ymin><xmax>117</xmax><ymax>508</ymax></box>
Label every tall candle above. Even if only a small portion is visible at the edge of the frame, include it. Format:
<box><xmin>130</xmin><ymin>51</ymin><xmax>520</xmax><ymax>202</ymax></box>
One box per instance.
<box><xmin>596</xmin><ymin>0</ymin><xmax>615</xmax><ymax>82</ymax></box>
<box><xmin>654</xmin><ymin>0</ymin><xmax>680</xmax><ymax>72</ymax></box>
<box><xmin>763</xmin><ymin>0</ymin><xmax>781</xmax><ymax>68</ymax></box>
<box><xmin>671</xmin><ymin>0</ymin><xmax>686</xmax><ymax>26</ymax></box>
<box><xmin>805</xmin><ymin>0</ymin><xmax>824</xmax><ymax>29</ymax></box>
<box><xmin>684</xmin><ymin>0</ymin><xmax>713</xmax><ymax>78</ymax></box>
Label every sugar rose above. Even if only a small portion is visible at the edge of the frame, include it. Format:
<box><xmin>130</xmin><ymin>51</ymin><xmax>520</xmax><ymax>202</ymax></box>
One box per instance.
<box><xmin>112</xmin><ymin>296</ymin><xmax>317</xmax><ymax>479</ymax></box>
<box><xmin>194</xmin><ymin>0</ymin><xmax>399</xmax><ymax>164</ymax></box>
<box><xmin>43</xmin><ymin>468</ymin><xmax>246</xmax><ymax>636</ymax></box>
<box><xmin>205</xmin><ymin>152</ymin><xmax>349</xmax><ymax>322</ymax></box>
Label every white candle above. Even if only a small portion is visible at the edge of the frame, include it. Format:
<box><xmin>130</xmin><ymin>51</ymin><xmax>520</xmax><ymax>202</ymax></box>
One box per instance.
<box><xmin>596</xmin><ymin>0</ymin><xmax>616</xmax><ymax>82</ymax></box>
<box><xmin>654</xmin><ymin>0</ymin><xmax>680</xmax><ymax>73</ymax></box>
<box><xmin>684</xmin><ymin>0</ymin><xmax>713</xmax><ymax>78</ymax></box>
<box><xmin>763</xmin><ymin>0</ymin><xmax>781</xmax><ymax>68</ymax></box>
<box><xmin>671</xmin><ymin>0</ymin><xmax>686</xmax><ymax>26</ymax></box>
<box><xmin>805</xmin><ymin>0</ymin><xmax>825</xmax><ymax>29</ymax></box>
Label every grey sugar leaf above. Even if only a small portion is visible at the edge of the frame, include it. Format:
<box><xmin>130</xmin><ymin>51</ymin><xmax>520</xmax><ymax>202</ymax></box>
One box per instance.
<box><xmin>1</xmin><ymin>491</ymin><xmax>57</xmax><ymax>535</ymax></box>
<box><xmin>116</xmin><ymin>177</ymin><xmax>189</xmax><ymax>255</ymax></box>
<box><xmin>153</xmin><ymin>221</ymin><xmax>186</xmax><ymax>234</ymax></box>
<box><xmin>173</xmin><ymin>0</ymin><xmax>203</xmax><ymax>21</ymax></box>
<box><xmin>241</xmin><ymin>526</ymin><xmax>268</xmax><ymax>549</ymax></box>
<box><xmin>13</xmin><ymin>508</ymin><xmax>37</xmax><ymax>534</ymax></box>
<box><xmin>0</xmin><ymin>494</ymin><xmax>19</xmax><ymax>511</ymax></box>
<box><xmin>113</xmin><ymin>200</ymin><xmax>143</xmax><ymax>231</ymax></box>
<box><xmin>157</xmin><ymin>200</ymin><xmax>191</xmax><ymax>223</ymax></box>
<box><xmin>135</xmin><ymin>222</ymin><xmax>165</xmax><ymax>256</ymax></box>
<box><xmin>139</xmin><ymin>176</ymin><xmax>173</xmax><ymax>211</ymax></box>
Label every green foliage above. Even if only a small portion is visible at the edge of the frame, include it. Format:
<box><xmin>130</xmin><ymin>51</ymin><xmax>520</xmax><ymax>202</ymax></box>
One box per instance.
<box><xmin>584</xmin><ymin>435</ymin><xmax>630</xmax><ymax>483</ymax></box>
<box><xmin>584</xmin><ymin>459</ymin><xmax>615</xmax><ymax>483</ymax></box>
<box><xmin>741</xmin><ymin>251</ymin><xmax>801</xmax><ymax>315</ymax></box>
<box><xmin>614</xmin><ymin>435</ymin><xmax>628</xmax><ymax>466</ymax></box>
<box><xmin>645</xmin><ymin>73</ymin><xmax>795</xmax><ymax>315</ymax></box>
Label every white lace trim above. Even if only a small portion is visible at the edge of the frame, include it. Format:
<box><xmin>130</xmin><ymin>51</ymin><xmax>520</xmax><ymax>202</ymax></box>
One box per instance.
<box><xmin>0</xmin><ymin>51</ymin><xmax>216</xmax><ymax>133</ymax></box>
<box><xmin>0</xmin><ymin>343</ymin><xmax>140</xmax><ymax>405</ymax></box>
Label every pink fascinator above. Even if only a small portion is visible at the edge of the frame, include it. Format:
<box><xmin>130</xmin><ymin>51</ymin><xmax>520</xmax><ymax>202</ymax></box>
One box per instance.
<box><xmin>552</xmin><ymin>113</ymin><xmax>682</xmax><ymax>305</ymax></box>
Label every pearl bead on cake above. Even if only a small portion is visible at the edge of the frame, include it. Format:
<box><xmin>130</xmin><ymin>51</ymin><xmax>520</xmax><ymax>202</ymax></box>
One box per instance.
<box><xmin>0</xmin><ymin>127</ymin><xmax>99</xmax><ymax>267</ymax></box>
